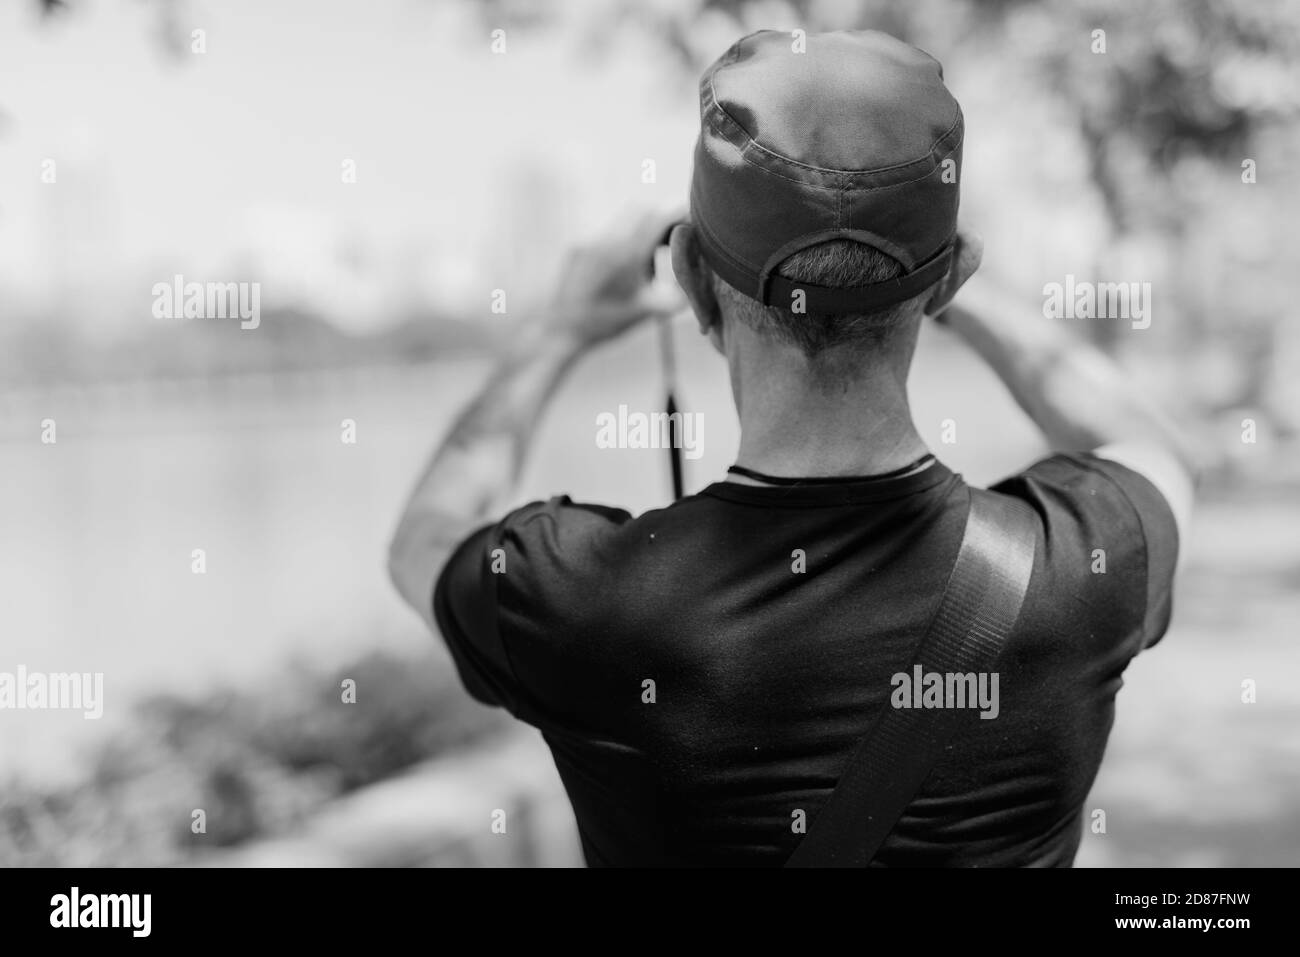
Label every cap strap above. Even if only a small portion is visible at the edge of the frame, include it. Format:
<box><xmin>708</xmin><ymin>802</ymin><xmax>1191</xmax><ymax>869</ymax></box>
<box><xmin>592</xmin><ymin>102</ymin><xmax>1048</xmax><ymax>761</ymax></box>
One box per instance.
<box><xmin>762</xmin><ymin>242</ymin><xmax>953</xmax><ymax>314</ymax></box>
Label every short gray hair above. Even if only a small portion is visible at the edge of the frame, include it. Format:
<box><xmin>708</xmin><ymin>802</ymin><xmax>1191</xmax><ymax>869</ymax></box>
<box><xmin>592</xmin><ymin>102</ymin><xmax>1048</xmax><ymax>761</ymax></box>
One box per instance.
<box><xmin>711</xmin><ymin>241</ymin><xmax>931</xmax><ymax>357</ymax></box>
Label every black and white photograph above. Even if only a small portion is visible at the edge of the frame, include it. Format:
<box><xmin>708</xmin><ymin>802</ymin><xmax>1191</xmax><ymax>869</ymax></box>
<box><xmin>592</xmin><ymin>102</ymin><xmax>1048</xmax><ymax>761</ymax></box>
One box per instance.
<box><xmin>1</xmin><ymin>0</ymin><xmax>1296</xmax><ymax>931</ymax></box>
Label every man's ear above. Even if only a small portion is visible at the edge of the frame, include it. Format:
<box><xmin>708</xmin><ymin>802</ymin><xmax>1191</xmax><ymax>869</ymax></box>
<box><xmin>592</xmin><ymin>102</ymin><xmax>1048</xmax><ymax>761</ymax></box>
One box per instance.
<box><xmin>669</xmin><ymin>223</ymin><xmax>721</xmax><ymax>337</ymax></box>
<box><xmin>923</xmin><ymin>226</ymin><xmax>984</xmax><ymax>318</ymax></box>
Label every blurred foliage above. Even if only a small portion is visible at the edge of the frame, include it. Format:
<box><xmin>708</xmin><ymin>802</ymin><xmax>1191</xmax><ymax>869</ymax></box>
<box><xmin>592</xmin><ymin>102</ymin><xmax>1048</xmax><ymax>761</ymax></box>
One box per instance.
<box><xmin>1010</xmin><ymin>0</ymin><xmax>1300</xmax><ymax>228</ymax></box>
<box><xmin>0</xmin><ymin>648</ymin><xmax>509</xmax><ymax>866</ymax></box>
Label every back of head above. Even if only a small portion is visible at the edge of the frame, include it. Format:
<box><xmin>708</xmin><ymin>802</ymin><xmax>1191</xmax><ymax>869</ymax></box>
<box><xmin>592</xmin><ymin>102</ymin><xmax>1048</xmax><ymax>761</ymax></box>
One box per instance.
<box><xmin>690</xmin><ymin>29</ymin><xmax>963</xmax><ymax>363</ymax></box>
<box><xmin>710</xmin><ymin>239</ymin><xmax>926</xmax><ymax>359</ymax></box>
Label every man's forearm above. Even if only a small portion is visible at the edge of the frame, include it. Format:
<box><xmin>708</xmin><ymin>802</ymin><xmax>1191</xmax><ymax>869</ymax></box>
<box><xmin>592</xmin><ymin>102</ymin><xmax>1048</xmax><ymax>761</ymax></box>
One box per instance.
<box><xmin>385</xmin><ymin>208</ymin><xmax>684</xmax><ymax>625</ymax></box>
<box><xmin>942</xmin><ymin>280</ymin><xmax>1198</xmax><ymax>472</ymax></box>
<box><xmin>409</xmin><ymin>327</ymin><xmax>584</xmax><ymax>518</ymax></box>
<box><xmin>387</xmin><ymin>324</ymin><xmax>587</xmax><ymax>622</ymax></box>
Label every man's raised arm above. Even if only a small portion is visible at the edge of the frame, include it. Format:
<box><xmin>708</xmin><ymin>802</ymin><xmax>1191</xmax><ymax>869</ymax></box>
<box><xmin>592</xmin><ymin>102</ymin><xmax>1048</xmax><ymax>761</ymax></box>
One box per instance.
<box><xmin>386</xmin><ymin>210</ymin><xmax>684</xmax><ymax>628</ymax></box>
<box><xmin>932</xmin><ymin>232</ymin><xmax>1199</xmax><ymax>548</ymax></box>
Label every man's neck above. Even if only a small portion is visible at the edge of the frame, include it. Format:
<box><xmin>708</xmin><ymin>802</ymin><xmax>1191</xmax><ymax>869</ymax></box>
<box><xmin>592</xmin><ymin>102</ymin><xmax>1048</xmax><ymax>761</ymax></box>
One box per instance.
<box><xmin>731</xmin><ymin>341</ymin><xmax>929</xmax><ymax>480</ymax></box>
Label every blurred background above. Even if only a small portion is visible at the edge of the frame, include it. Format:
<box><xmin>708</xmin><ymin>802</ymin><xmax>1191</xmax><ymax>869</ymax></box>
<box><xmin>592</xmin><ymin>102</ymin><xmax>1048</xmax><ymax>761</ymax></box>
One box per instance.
<box><xmin>1</xmin><ymin>0</ymin><xmax>1298</xmax><ymax>867</ymax></box>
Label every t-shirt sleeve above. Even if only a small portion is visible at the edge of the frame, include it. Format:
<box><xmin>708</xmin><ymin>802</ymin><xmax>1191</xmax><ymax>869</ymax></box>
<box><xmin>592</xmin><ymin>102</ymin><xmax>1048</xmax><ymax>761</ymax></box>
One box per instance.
<box><xmin>989</xmin><ymin>452</ymin><xmax>1180</xmax><ymax>654</ymax></box>
<box><xmin>431</xmin><ymin>496</ymin><xmax>633</xmax><ymax>724</ymax></box>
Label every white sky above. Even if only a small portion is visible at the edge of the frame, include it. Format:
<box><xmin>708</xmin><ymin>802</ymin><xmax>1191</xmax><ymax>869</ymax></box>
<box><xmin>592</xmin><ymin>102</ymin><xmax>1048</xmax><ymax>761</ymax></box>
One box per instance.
<box><xmin>0</xmin><ymin>0</ymin><xmax>704</xmax><ymax>331</ymax></box>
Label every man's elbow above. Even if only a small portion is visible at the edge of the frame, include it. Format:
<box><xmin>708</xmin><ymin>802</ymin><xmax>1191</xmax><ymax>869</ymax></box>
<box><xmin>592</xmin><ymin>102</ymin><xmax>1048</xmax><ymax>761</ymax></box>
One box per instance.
<box><xmin>386</xmin><ymin>513</ymin><xmax>440</xmax><ymax>623</ymax></box>
<box><xmin>385</xmin><ymin>524</ymin><xmax>412</xmax><ymax>599</ymax></box>
<box><xmin>386</xmin><ymin>509</ymin><xmax>478</xmax><ymax>623</ymax></box>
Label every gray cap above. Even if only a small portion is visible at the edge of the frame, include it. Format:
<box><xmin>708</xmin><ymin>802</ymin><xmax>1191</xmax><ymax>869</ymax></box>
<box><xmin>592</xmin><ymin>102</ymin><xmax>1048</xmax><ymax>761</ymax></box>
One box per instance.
<box><xmin>690</xmin><ymin>29</ymin><xmax>963</xmax><ymax>313</ymax></box>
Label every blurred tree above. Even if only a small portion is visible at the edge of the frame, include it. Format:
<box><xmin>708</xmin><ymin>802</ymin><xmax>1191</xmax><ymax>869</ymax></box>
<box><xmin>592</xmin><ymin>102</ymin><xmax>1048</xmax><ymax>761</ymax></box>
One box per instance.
<box><xmin>1002</xmin><ymin>0</ymin><xmax>1300</xmax><ymax>360</ymax></box>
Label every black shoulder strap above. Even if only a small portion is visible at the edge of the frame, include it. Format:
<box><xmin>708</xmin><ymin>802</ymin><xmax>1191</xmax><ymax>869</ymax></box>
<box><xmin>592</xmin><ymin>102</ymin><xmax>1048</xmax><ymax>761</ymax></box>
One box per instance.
<box><xmin>785</xmin><ymin>488</ymin><xmax>1038</xmax><ymax>868</ymax></box>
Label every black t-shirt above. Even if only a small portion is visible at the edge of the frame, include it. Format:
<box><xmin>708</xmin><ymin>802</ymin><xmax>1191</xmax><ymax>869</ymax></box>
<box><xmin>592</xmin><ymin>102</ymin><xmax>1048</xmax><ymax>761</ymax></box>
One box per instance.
<box><xmin>433</xmin><ymin>453</ymin><xmax>1179</xmax><ymax>867</ymax></box>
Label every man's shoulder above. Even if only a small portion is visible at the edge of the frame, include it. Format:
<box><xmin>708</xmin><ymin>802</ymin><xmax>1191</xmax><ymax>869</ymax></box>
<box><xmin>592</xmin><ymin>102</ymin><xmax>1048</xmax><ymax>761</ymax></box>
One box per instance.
<box><xmin>988</xmin><ymin>451</ymin><xmax>1181</xmax><ymax>658</ymax></box>
<box><xmin>455</xmin><ymin>493</ymin><xmax>712</xmax><ymax>606</ymax></box>
<box><xmin>488</xmin><ymin>493</ymin><xmax>701</xmax><ymax>557</ymax></box>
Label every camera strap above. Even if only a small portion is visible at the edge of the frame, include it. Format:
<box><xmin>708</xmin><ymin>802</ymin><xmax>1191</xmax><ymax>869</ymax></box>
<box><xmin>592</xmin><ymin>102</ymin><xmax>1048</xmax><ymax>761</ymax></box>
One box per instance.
<box><xmin>785</xmin><ymin>487</ymin><xmax>1038</xmax><ymax>867</ymax></box>
<box><xmin>659</xmin><ymin>316</ymin><xmax>684</xmax><ymax>500</ymax></box>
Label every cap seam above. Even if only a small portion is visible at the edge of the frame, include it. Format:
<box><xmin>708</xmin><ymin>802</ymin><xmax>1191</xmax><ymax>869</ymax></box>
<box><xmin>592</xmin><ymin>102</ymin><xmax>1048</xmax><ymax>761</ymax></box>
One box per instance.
<box><xmin>705</xmin><ymin>100</ymin><xmax>962</xmax><ymax>193</ymax></box>
<box><xmin>714</xmin><ymin>130</ymin><xmax>961</xmax><ymax>197</ymax></box>
<box><xmin>704</xmin><ymin>78</ymin><xmax>962</xmax><ymax>183</ymax></box>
